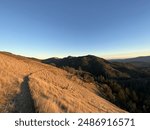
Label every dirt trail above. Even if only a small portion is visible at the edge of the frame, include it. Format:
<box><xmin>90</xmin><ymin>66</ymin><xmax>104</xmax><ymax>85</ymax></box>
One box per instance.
<box><xmin>12</xmin><ymin>76</ymin><xmax>35</xmax><ymax>113</ymax></box>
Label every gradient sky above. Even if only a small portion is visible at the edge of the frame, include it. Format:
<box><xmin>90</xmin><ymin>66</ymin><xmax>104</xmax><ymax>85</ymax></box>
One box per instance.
<box><xmin>0</xmin><ymin>0</ymin><xmax>150</xmax><ymax>59</ymax></box>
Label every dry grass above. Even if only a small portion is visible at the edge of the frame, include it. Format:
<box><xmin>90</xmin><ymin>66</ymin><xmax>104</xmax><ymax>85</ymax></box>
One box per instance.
<box><xmin>0</xmin><ymin>52</ymin><xmax>126</xmax><ymax>113</ymax></box>
<box><xmin>0</xmin><ymin>70</ymin><xmax>22</xmax><ymax>112</ymax></box>
<box><xmin>29</xmin><ymin>69</ymin><xmax>125</xmax><ymax>112</ymax></box>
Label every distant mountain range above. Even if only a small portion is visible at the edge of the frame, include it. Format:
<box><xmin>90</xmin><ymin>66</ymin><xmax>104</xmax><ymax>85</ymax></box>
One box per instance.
<box><xmin>110</xmin><ymin>56</ymin><xmax>150</xmax><ymax>63</ymax></box>
<box><xmin>110</xmin><ymin>56</ymin><xmax>150</xmax><ymax>68</ymax></box>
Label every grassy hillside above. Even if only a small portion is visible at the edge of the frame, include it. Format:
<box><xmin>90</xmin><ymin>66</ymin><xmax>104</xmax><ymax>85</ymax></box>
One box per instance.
<box><xmin>43</xmin><ymin>55</ymin><xmax>150</xmax><ymax>112</ymax></box>
<box><xmin>0</xmin><ymin>52</ymin><xmax>125</xmax><ymax>113</ymax></box>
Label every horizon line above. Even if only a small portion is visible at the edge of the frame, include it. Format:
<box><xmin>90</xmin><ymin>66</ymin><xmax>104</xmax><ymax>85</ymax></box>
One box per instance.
<box><xmin>0</xmin><ymin>50</ymin><xmax>150</xmax><ymax>60</ymax></box>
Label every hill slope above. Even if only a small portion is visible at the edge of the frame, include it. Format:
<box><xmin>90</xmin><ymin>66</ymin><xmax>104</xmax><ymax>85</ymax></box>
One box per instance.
<box><xmin>0</xmin><ymin>52</ymin><xmax>125</xmax><ymax>113</ymax></box>
<box><xmin>43</xmin><ymin>55</ymin><xmax>150</xmax><ymax>79</ymax></box>
<box><xmin>42</xmin><ymin>55</ymin><xmax>150</xmax><ymax>112</ymax></box>
<box><xmin>42</xmin><ymin>55</ymin><xmax>130</xmax><ymax>79</ymax></box>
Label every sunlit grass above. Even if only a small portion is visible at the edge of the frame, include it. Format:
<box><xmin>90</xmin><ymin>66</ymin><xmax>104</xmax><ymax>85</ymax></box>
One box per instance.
<box><xmin>0</xmin><ymin>52</ymin><xmax>125</xmax><ymax>113</ymax></box>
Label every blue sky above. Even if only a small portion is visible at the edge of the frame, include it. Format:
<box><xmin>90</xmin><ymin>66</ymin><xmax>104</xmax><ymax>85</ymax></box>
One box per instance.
<box><xmin>0</xmin><ymin>0</ymin><xmax>150</xmax><ymax>59</ymax></box>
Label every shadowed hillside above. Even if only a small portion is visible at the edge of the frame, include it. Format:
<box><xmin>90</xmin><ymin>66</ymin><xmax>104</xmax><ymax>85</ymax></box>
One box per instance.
<box><xmin>43</xmin><ymin>55</ymin><xmax>130</xmax><ymax>79</ymax></box>
<box><xmin>43</xmin><ymin>55</ymin><xmax>150</xmax><ymax>112</ymax></box>
<box><xmin>0</xmin><ymin>52</ymin><xmax>125</xmax><ymax>113</ymax></box>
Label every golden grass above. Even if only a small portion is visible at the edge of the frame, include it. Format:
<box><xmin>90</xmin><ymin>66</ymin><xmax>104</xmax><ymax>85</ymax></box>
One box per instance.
<box><xmin>0</xmin><ymin>52</ymin><xmax>126</xmax><ymax>113</ymax></box>
<box><xmin>0</xmin><ymin>70</ymin><xmax>22</xmax><ymax>112</ymax></box>
<box><xmin>29</xmin><ymin>69</ymin><xmax>125</xmax><ymax>112</ymax></box>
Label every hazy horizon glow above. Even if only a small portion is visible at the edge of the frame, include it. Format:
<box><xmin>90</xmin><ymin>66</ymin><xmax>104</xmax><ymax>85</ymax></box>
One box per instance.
<box><xmin>0</xmin><ymin>0</ymin><xmax>150</xmax><ymax>59</ymax></box>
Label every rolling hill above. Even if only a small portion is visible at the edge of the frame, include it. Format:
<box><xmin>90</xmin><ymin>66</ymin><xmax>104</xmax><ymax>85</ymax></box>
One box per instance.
<box><xmin>42</xmin><ymin>55</ymin><xmax>150</xmax><ymax>79</ymax></box>
<box><xmin>0</xmin><ymin>52</ymin><xmax>125</xmax><ymax>113</ymax></box>
<box><xmin>42</xmin><ymin>55</ymin><xmax>130</xmax><ymax>79</ymax></box>
<box><xmin>43</xmin><ymin>55</ymin><xmax>150</xmax><ymax>112</ymax></box>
